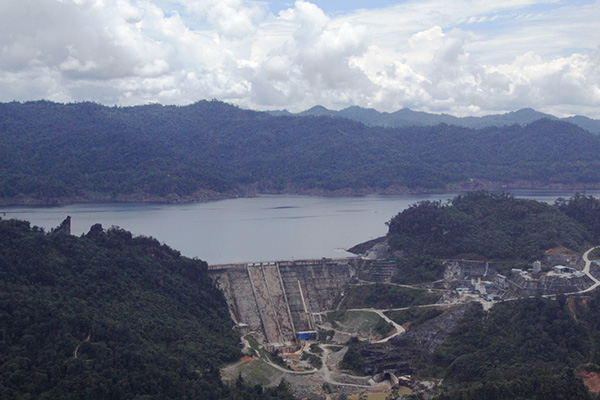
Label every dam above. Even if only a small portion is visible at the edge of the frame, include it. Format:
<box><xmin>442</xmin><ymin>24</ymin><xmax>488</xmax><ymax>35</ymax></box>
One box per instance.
<box><xmin>208</xmin><ymin>258</ymin><xmax>358</xmax><ymax>346</ymax></box>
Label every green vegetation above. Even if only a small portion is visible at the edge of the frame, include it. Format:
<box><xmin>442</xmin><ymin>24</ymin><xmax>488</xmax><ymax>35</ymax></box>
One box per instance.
<box><xmin>355</xmin><ymin>193</ymin><xmax>600</xmax><ymax>398</ymax></box>
<box><xmin>374</xmin><ymin>317</ymin><xmax>395</xmax><ymax>337</ymax></box>
<box><xmin>341</xmin><ymin>337</ymin><xmax>365</xmax><ymax>376</ymax></box>
<box><xmin>556</xmin><ymin>193</ymin><xmax>600</xmax><ymax>243</ymax></box>
<box><xmin>245</xmin><ymin>335</ymin><xmax>262</xmax><ymax>358</ymax></box>
<box><xmin>578</xmin><ymin>363</ymin><xmax>600</xmax><ymax>373</ymax></box>
<box><xmin>589</xmin><ymin>248</ymin><xmax>600</xmax><ymax>260</ymax></box>
<box><xmin>392</xmin><ymin>257</ymin><xmax>445</xmax><ymax>284</ymax></box>
<box><xmin>232</xmin><ymin>376</ymin><xmax>296</xmax><ymax>400</ymax></box>
<box><xmin>269</xmin><ymin>350</ymin><xmax>288</xmax><ymax>369</ymax></box>
<box><xmin>223</xmin><ymin>359</ymin><xmax>283</xmax><ymax>387</ymax></box>
<box><xmin>350</xmin><ymin>292</ymin><xmax>600</xmax><ymax>399</ymax></box>
<box><xmin>339</xmin><ymin>284</ymin><xmax>442</xmax><ymax>310</ymax></box>
<box><xmin>387</xmin><ymin>191</ymin><xmax>598</xmax><ymax>261</ymax></box>
<box><xmin>433</xmin><ymin>297</ymin><xmax>589</xmax><ymax>383</ymax></box>
<box><xmin>385</xmin><ymin>307</ymin><xmax>446</xmax><ymax>329</ymax></box>
<box><xmin>0</xmin><ymin>218</ymin><xmax>291</xmax><ymax>399</ymax></box>
<box><xmin>309</xmin><ymin>343</ymin><xmax>323</xmax><ymax>356</ymax></box>
<box><xmin>353</xmin><ymin>287</ymin><xmax>600</xmax><ymax>398</ymax></box>
<box><xmin>417</xmin><ymin>293</ymin><xmax>600</xmax><ymax>398</ymax></box>
<box><xmin>433</xmin><ymin>368</ymin><xmax>592</xmax><ymax>400</ymax></box>
<box><xmin>2</xmin><ymin>101</ymin><xmax>600</xmax><ymax>204</ymax></box>
<box><xmin>327</xmin><ymin>311</ymin><xmax>394</xmax><ymax>337</ymax></box>
<box><xmin>300</xmin><ymin>352</ymin><xmax>322</xmax><ymax>370</ymax></box>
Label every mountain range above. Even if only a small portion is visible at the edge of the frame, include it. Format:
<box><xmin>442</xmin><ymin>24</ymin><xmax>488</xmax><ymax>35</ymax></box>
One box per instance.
<box><xmin>1</xmin><ymin>100</ymin><xmax>600</xmax><ymax>205</ymax></box>
<box><xmin>268</xmin><ymin>106</ymin><xmax>600</xmax><ymax>134</ymax></box>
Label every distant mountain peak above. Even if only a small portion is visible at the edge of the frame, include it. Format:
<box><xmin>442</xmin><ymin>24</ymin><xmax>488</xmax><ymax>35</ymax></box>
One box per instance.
<box><xmin>281</xmin><ymin>105</ymin><xmax>599</xmax><ymax>133</ymax></box>
<box><xmin>301</xmin><ymin>105</ymin><xmax>333</xmax><ymax>116</ymax></box>
<box><xmin>510</xmin><ymin>108</ymin><xmax>555</xmax><ymax>118</ymax></box>
<box><xmin>513</xmin><ymin>107</ymin><xmax>537</xmax><ymax>113</ymax></box>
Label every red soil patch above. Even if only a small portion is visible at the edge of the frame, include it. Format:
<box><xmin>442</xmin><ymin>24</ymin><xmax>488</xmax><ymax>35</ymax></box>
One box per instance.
<box><xmin>545</xmin><ymin>245</ymin><xmax>576</xmax><ymax>255</ymax></box>
<box><xmin>577</xmin><ymin>370</ymin><xmax>600</xmax><ymax>394</ymax></box>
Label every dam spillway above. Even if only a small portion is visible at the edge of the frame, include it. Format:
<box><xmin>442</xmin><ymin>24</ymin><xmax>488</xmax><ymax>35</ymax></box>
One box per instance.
<box><xmin>208</xmin><ymin>258</ymin><xmax>357</xmax><ymax>345</ymax></box>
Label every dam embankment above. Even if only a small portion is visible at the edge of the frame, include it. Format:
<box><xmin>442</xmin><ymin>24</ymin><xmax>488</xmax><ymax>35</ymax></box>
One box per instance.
<box><xmin>208</xmin><ymin>258</ymin><xmax>358</xmax><ymax>345</ymax></box>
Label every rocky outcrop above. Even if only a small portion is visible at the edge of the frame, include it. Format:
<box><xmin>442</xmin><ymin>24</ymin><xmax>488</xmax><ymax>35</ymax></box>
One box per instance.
<box><xmin>53</xmin><ymin>216</ymin><xmax>71</xmax><ymax>235</ymax></box>
<box><xmin>347</xmin><ymin>236</ymin><xmax>387</xmax><ymax>255</ymax></box>
<box><xmin>443</xmin><ymin>260</ymin><xmax>497</xmax><ymax>281</ymax></box>
<box><xmin>85</xmin><ymin>223</ymin><xmax>104</xmax><ymax>239</ymax></box>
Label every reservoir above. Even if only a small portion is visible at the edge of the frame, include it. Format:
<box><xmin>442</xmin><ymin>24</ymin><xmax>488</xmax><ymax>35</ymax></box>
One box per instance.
<box><xmin>2</xmin><ymin>190</ymin><xmax>599</xmax><ymax>264</ymax></box>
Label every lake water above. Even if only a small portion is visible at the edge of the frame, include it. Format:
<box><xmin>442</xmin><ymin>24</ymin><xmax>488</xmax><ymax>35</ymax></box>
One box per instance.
<box><xmin>2</xmin><ymin>190</ymin><xmax>599</xmax><ymax>264</ymax></box>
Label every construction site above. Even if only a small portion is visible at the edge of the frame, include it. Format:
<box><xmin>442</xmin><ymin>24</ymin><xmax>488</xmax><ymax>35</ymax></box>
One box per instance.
<box><xmin>209</xmin><ymin>246</ymin><xmax>600</xmax><ymax>399</ymax></box>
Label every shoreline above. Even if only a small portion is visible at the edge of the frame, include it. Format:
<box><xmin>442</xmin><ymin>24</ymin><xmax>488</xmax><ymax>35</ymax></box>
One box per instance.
<box><xmin>2</xmin><ymin>180</ymin><xmax>600</xmax><ymax>207</ymax></box>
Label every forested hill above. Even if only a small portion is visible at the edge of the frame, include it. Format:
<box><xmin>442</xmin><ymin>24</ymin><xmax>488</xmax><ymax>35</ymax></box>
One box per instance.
<box><xmin>386</xmin><ymin>191</ymin><xmax>600</xmax><ymax>261</ymax></box>
<box><xmin>0</xmin><ymin>218</ymin><xmax>293</xmax><ymax>399</ymax></box>
<box><xmin>2</xmin><ymin>100</ymin><xmax>600</xmax><ymax>205</ymax></box>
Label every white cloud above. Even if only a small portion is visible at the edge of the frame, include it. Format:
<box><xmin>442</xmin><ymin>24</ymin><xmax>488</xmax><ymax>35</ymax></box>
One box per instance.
<box><xmin>0</xmin><ymin>0</ymin><xmax>599</xmax><ymax>118</ymax></box>
<box><xmin>243</xmin><ymin>0</ymin><xmax>375</xmax><ymax>109</ymax></box>
<box><xmin>175</xmin><ymin>0</ymin><xmax>268</xmax><ymax>38</ymax></box>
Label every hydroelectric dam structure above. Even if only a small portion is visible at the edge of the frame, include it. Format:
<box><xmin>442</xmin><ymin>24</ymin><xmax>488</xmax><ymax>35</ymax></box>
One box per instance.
<box><xmin>208</xmin><ymin>258</ymin><xmax>358</xmax><ymax>347</ymax></box>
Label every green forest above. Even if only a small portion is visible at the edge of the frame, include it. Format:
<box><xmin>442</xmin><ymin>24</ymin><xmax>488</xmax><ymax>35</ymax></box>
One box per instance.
<box><xmin>1</xmin><ymin>101</ymin><xmax>600</xmax><ymax>204</ymax></box>
<box><xmin>339</xmin><ymin>284</ymin><xmax>442</xmax><ymax>310</ymax></box>
<box><xmin>0</xmin><ymin>218</ymin><xmax>294</xmax><ymax>400</ymax></box>
<box><xmin>357</xmin><ymin>294</ymin><xmax>600</xmax><ymax>400</ymax></box>
<box><xmin>386</xmin><ymin>191</ymin><xmax>600</xmax><ymax>262</ymax></box>
<box><xmin>2</xmin><ymin>194</ymin><xmax>600</xmax><ymax>398</ymax></box>
<box><xmin>349</xmin><ymin>192</ymin><xmax>600</xmax><ymax>399</ymax></box>
<box><xmin>430</xmin><ymin>294</ymin><xmax>600</xmax><ymax>400</ymax></box>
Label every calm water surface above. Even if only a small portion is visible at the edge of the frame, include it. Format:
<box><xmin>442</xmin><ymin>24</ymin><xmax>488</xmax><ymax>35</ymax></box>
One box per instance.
<box><xmin>2</xmin><ymin>190</ymin><xmax>599</xmax><ymax>264</ymax></box>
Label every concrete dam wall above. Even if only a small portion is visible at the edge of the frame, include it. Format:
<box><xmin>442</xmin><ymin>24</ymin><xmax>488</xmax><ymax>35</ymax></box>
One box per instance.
<box><xmin>209</xmin><ymin>258</ymin><xmax>356</xmax><ymax>345</ymax></box>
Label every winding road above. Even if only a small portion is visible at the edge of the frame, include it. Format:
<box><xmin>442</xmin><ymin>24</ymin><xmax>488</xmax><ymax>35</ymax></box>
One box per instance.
<box><xmin>569</xmin><ymin>246</ymin><xmax>600</xmax><ymax>294</ymax></box>
<box><xmin>237</xmin><ymin>334</ymin><xmax>372</xmax><ymax>386</ymax></box>
<box><xmin>230</xmin><ymin>246</ymin><xmax>600</xmax><ymax>393</ymax></box>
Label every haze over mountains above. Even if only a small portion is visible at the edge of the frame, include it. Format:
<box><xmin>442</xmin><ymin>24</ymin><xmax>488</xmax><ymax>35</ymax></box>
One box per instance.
<box><xmin>268</xmin><ymin>106</ymin><xmax>600</xmax><ymax>134</ymax></box>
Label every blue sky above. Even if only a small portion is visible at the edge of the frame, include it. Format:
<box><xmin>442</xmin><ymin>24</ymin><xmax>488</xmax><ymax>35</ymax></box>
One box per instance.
<box><xmin>0</xmin><ymin>0</ymin><xmax>599</xmax><ymax>117</ymax></box>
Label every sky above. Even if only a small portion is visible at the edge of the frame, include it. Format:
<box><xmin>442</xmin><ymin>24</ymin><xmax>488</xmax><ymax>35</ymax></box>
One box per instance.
<box><xmin>1</xmin><ymin>0</ymin><xmax>599</xmax><ymax>117</ymax></box>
